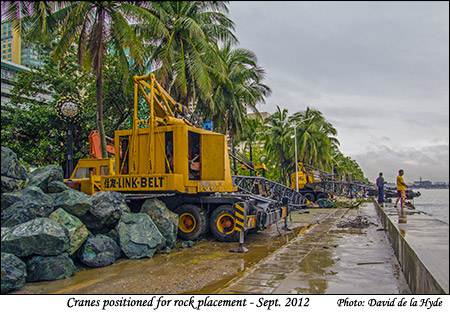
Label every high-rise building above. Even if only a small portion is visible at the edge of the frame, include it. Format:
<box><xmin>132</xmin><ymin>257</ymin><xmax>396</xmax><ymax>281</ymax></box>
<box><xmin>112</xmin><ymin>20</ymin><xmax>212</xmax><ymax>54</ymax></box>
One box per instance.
<box><xmin>1</xmin><ymin>20</ymin><xmax>42</xmax><ymax>68</ymax></box>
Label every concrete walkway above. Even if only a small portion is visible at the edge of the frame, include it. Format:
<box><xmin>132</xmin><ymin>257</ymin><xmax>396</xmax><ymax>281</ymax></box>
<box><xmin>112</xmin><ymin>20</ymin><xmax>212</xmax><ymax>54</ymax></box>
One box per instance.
<box><xmin>220</xmin><ymin>203</ymin><xmax>411</xmax><ymax>294</ymax></box>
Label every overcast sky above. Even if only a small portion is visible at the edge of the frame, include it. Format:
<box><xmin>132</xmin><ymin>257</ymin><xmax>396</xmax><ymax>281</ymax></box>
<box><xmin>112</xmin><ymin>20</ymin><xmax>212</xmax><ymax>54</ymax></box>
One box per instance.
<box><xmin>227</xmin><ymin>1</ymin><xmax>449</xmax><ymax>183</ymax></box>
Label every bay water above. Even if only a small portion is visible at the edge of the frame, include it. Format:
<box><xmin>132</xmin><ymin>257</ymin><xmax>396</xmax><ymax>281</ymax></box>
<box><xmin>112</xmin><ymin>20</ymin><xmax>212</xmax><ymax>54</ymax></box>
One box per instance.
<box><xmin>412</xmin><ymin>188</ymin><xmax>449</xmax><ymax>224</ymax></box>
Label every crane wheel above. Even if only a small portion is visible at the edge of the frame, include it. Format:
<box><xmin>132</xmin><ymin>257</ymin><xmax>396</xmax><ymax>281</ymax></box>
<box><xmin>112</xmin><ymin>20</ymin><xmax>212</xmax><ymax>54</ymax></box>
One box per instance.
<box><xmin>175</xmin><ymin>204</ymin><xmax>207</xmax><ymax>241</ymax></box>
<box><xmin>210</xmin><ymin>205</ymin><xmax>239</xmax><ymax>242</ymax></box>
<box><xmin>304</xmin><ymin>193</ymin><xmax>315</xmax><ymax>202</ymax></box>
<box><xmin>316</xmin><ymin>192</ymin><xmax>327</xmax><ymax>200</ymax></box>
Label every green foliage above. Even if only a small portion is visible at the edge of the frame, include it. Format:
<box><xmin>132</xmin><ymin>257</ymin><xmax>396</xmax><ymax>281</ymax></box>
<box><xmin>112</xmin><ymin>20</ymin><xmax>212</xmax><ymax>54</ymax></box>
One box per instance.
<box><xmin>1</xmin><ymin>43</ymin><xmax>136</xmax><ymax>168</ymax></box>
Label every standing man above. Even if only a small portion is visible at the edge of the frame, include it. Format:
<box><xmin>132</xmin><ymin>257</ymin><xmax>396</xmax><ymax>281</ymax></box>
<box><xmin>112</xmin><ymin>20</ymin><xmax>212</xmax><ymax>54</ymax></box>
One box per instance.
<box><xmin>394</xmin><ymin>169</ymin><xmax>408</xmax><ymax>209</ymax></box>
<box><xmin>376</xmin><ymin>172</ymin><xmax>386</xmax><ymax>206</ymax></box>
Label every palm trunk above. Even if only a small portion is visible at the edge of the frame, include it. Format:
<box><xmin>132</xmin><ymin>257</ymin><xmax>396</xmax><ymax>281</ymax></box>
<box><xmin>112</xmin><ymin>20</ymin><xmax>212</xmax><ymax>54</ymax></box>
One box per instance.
<box><xmin>95</xmin><ymin>12</ymin><xmax>107</xmax><ymax>159</ymax></box>
<box><xmin>96</xmin><ymin>65</ymin><xmax>108</xmax><ymax>159</ymax></box>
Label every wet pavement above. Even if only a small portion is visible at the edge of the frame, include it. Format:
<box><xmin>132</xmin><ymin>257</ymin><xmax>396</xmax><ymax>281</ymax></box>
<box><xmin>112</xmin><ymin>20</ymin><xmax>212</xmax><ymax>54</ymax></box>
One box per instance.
<box><xmin>219</xmin><ymin>203</ymin><xmax>410</xmax><ymax>294</ymax></box>
<box><xmin>14</xmin><ymin>202</ymin><xmax>412</xmax><ymax>295</ymax></box>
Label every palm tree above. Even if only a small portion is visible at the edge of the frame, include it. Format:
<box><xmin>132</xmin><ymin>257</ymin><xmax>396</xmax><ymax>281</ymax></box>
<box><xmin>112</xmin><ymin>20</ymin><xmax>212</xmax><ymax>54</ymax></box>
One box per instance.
<box><xmin>239</xmin><ymin>117</ymin><xmax>264</xmax><ymax>164</ymax></box>
<box><xmin>290</xmin><ymin>107</ymin><xmax>339</xmax><ymax>170</ymax></box>
<box><xmin>263</xmin><ymin>106</ymin><xmax>293</xmax><ymax>185</ymax></box>
<box><xmin>3</xmin><ymin>1</ymin><xmax>167</xmax><ymax>158</ymax></box>
<box><xmin>139</xmin><ymin>1</ymin><xmax>237</xmax><ymax>107</ymax></box>
<box><xmin>206</xmin><ymin>42</ymin><xmax>271</xmax><ymax>139</ymax></box>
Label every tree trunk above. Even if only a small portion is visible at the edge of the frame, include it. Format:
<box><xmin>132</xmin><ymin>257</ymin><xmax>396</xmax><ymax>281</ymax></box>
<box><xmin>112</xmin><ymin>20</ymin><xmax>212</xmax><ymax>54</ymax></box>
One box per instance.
<box><xmin>96</xmin><ymin>51</ymin><xmax>108</xmax><ymax>159</ymax></box>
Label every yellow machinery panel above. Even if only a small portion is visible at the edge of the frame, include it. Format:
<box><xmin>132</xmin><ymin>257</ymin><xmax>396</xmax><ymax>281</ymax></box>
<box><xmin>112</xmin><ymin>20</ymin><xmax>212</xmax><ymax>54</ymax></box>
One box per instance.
<box><xmin>201</xmin><ymin>133</ymin><xmax>225</xmax><ymax>181</ymax></box>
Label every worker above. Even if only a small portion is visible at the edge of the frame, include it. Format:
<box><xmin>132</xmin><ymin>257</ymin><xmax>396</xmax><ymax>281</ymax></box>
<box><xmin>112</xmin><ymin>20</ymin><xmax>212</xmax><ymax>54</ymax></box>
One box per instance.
<box><xmin>394</xmin><ymin>169</ymin><xmax>408</xmax><ymax>209</ymax></box>
<box><xmin>376</xmin><ymin>172</ymin><xmax>386</xmax><ymax>206</ymax></box>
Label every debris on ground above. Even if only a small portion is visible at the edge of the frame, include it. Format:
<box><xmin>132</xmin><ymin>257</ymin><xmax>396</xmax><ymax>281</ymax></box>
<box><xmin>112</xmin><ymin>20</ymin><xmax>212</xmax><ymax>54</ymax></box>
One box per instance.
<box><xmin>336</xmin><ymin>215</ymin><xmax>377</xmax><ymax>228</ymax></box>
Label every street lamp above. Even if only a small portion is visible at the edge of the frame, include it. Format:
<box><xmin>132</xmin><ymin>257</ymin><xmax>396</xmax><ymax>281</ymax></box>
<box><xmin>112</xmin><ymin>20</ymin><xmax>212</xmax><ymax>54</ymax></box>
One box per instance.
<box><xmin>294</xmin><ymin>121</ymin><xmax>298</xmax><ymax>192</ymax></box>
<box><xmin>56</xmin><ymin>95</ymin><xmax>83</xmax><ymax>178</ymax></box>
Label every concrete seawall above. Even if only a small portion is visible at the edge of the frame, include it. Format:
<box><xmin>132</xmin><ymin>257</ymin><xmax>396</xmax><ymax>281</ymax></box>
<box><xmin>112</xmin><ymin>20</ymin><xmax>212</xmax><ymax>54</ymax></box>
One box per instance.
<box><xmin>374</xmin><ymin>200</ymin><xmax>449</xmax><ymax>294</ymax></box>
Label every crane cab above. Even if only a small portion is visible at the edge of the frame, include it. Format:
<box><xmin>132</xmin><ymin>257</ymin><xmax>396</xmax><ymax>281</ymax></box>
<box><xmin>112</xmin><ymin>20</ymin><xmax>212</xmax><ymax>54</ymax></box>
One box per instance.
<box><xmin>103</xmin><ymin>122</ymin><xmax>236</xmax><ymax>195</ymax></box>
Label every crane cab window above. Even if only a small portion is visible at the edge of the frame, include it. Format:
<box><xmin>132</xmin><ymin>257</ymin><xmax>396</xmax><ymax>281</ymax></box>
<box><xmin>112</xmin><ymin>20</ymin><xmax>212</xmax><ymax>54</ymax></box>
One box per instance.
<box><xmin>119</xmin><ymin>136</ymin><xmax>129</xmax><ymax>174</ymax></box>
<box><xmin>165</xmin><ymin>131</ymin><xmax>174</xmax><ymax>173</ymax></box>
<box><xmin>188</xmin><ymin>131</ymin><xmax>201</xmax><ymax>180</ymax></box>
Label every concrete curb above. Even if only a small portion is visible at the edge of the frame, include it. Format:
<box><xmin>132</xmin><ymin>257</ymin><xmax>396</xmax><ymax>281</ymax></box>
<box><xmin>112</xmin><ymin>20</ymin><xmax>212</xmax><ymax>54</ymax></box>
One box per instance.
<box><xmin>373</xmin><ymin>200</ymin><xmax>447</xmax><ymax>294</ymax></box>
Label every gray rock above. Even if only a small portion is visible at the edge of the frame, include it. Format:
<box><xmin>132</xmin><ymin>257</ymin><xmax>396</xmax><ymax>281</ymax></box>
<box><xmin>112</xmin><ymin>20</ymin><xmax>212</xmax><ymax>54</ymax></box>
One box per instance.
<box><xmin>24</xmin><ymin>164</ymin><xmax>63</xmax><ymax>193</ymax></box>
<box><xmin>81</xmin><ymin>191</ymin><xmax>130</xmax><ymax>233</ymax></box>
<box><xmin>1</xmin><ymin>175</ymin><xmax>24</xmax><ymax>194</ymax></box>
<box><xmin>140</xmin><ymin>199</ymin><xmax>178</xmax><ymax>248</ymax></box>
<box><xmin>26</xmin><ymin>254</ymin><xmax>76</xmax><ymax>282</ymax></box>
<box><xmin>52</xmin><ymin>189</ymin><xmax>92</xmax><ymax>217</ymax></box>
<box><xmin>79</xmin><ymin>234</ymin><xmax>121</xmax><ymax>268</ymax></box>
<box><xmin>1</xmin><ymin>147</ymin><xmax>27</xmax><ymax>180</ymax></box>
<box><xmin>1</xmin><ymin>200</ymin><xmax>54</xmax><ymax>227</ymax></box>
<box><xmin>47</xmin><ymin>181</ymin><xmax>71</xmax><ymax>193</ymax></box>
<box><xmin>1</xmin><ymin>218</ymin><xmax>69</xmax><ymax>257</ymax></box>
<box><xmin>1</xmin><ymin>252</ymin><xmax>27</xmax><ymax>293</ymax></box>
<box><xmin>49</xmin><ymin>208</ymin><xmax>89</xmax><ymax>255</ymax></box>
<box><xmin>317</xmin><ymin>198</ymin><xmax>334</xmax><ymax>208</ymax></box>
<box><xmin>1</xmin><ymin>186</ymin><xmax>53</xmax><ymax>211</ymax></box>
<box><xmin>116</xmin><ymin>213</ymin><xmax>165</xmax><ymax>259</ymax></box>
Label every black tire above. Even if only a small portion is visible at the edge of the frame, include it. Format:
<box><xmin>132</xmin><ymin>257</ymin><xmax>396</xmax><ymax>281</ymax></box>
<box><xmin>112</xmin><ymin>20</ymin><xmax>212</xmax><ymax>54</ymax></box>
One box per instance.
<box><xmin>210</xmin><ymin>205</ymin><xmax>239</xmax><ymax>242</ymax></box>
<box><xmin>316</xmin><ymin>192</ymin><xmax>327</xmax><ymax>200</ymax></box>
<box><xmin>304</xmin><ymin>193</ymin><xmax>315</xmax><ymax>202</ymax></box>
<box><xmin>174</xmin><ymin>204</ymin><xmax>208</xmax><ymax>241</ymax></box>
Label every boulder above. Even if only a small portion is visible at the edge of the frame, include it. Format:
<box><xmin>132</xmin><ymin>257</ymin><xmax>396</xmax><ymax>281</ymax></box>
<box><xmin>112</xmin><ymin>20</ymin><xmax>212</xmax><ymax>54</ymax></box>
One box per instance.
<box><xmin>26</xmin><ymin>254</ymin><xmax>76</xmax><ymax>282</ymax></box>
<box><xmin>1</xmin><ymin>200</ymin><xmax>54</xmax><ymax>227</ymax></box>
<box><xmin>79</xmin><ymin>234</ymin><xmax>121</xmax><ymax>268</ymax></box>
<box><xmin>1</xmin><ymin>186</ymin><xmax>53</xmax><ymax>210</ymax></box>
<box><xmin>81</xmin><ymin>191</ymin><xmax>130</xmax><ymax>233</ymax></box>
<box><xmin>1</xmin><ymin>218</ymin><xmax>69</xmax><ymax>257</ymax></box>
<box><xmin>52</xmin><ymin>189</ymin><xmax>92</xmax><ymax>217</ymax></box>
<box><xmin>1</xmin><ymin>252</ymin><xmax>27</xmax><ymax>293</ymax></box>
<box><xmin>47</xmin><ymin>181</ymin><xmax>71</xmax><ymax>193</ymax></box>
<box><xmin>116</xmin><ymin>213</ymin><xmax>165</xmax><ymax>259</ymax></box>
<box><xmin>23</xmin><ymin>164</ymin><xmax>63</xmax><ymax>193</ymax></box>
<box><xmin>317</xmin><ymin>198</ymin><xmax>334</xmax><ymax>208</ymax></box>
<box><xmin>1</xmin><ymin>176</ymin><xmax>23</xmax><ymax>194</ymax></box>
<box><xmin>49</xmin><ymin>208</ymin><xmax>89</xmax><ymax>255</ymax></box>
<box><xmin>140</xmin><ymin>199</ymin><xmax>178</xmax><ymax>248</ymax></box>
<box><xmin>1</xmin><ymin>147</ymin><xmax>27</xmax><ymax>180</ymax></box>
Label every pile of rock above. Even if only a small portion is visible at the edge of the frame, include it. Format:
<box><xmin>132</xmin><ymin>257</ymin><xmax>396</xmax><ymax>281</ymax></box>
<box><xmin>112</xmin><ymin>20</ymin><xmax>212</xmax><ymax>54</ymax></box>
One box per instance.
<box><xmin>1</xmin><ymin>147</ymin><xmax>179</xmax><ymax>294</ymax></box>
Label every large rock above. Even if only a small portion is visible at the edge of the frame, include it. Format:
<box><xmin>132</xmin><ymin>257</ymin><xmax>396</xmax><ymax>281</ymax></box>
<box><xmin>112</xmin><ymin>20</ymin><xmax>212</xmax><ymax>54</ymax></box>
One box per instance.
<box><xmin>140</xmin><ymin>199</ymin><xmax>178</xmax><ymax>248</ymax></box>
<box><xmin>116</xmin><ymin>213</ymin><xmax>165</xmax><ymax>259</ymax></box>
<box><xmin>49</xmin><ymin>208</ymin><xmax>89</xmax><ymax>255</ymax></box>
<box><xmin>26</xmin><ymin>254</ymin><xmax>76</xmax><ymax>282</ymax></box>
<box><xmin>1</xmin><ymin>218</ymin><xmax>69</xmax><ymax>257</ymax></box>
<box><xmin>1</xmin><ymin>200</ymin><xmax>55</xmax><ymax>227</ymax></box>
<box><xmin>47</xmin><ymin>181</ymin><xmax>71</xmax><ymax>194</ymax></box>
<box><xmin>1</xmin><ymin>186</ymin><xmax>53</xmax><ymax>210</ymax></box>
<box><xmin>1</xmin><ymin>252</ymin><xmax>27</xmax><ymax>293</ymax></box>
<box><xmin>1</xmin><ymin>147</ymin><xmax>27</xmax><ymax>180</ymax></box>
<box><xmin>23</xmin><ymin>164</ymin><xmax>63</xmax><ymax>193</ymax></box>
<box><xmin>1</xmin><ymin>176</ymin><xmax>24</xmax><ymax>194</ymax></box>
<box><xmin>81</xmin><ymin>191</ymin><xmax>130</xmax><ymax>234</ymax></box>
<box><xmin>52</xmin><ymin>189</ymin><xmax>92</xmax><ymax>217</ymax></box>
<box><xmin>317</xmin><ymin>198</ymin><xmax>334</xmax><ymax>208</ymax></box>
<box><xmin>79</xmin><ymin>234</ymin><xmax>121</xmax><ymax>268</ymax></box>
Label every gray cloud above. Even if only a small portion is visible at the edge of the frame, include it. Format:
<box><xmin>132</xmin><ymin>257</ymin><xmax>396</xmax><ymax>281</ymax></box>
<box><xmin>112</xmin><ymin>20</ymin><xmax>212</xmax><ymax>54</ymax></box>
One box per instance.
<box><xmin>229</xmin><ymin>1</ymin><xmax>449</xmax><ymax>182</ymax></box>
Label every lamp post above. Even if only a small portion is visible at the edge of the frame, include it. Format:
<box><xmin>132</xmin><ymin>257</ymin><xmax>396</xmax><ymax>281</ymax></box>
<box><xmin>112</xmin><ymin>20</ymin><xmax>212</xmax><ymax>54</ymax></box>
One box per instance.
<box><xmin>56</xmin><ymin>96</ymin><xmax>83</xmax><ymax>178</ymax></box>
<box><xmin>294</xmin><ymin>121</ymin><xmax>298</xmax><ymax>192</ymax></box>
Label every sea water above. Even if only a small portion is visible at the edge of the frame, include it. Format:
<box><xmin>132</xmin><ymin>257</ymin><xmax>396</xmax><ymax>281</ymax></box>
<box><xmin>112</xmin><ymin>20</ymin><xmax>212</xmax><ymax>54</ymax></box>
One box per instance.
<box><xmin>412</xmin><ymin>189</ymin><xmax>449</xmax><ymax>224</ymax></box>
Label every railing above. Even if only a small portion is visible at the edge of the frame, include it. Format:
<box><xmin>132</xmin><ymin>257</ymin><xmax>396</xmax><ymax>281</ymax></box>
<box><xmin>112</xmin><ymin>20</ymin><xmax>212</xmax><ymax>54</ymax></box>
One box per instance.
<box><xmin>232</xmin><ymin>175</ymin><xmax>308</xmax><ymax>208</ymax></box>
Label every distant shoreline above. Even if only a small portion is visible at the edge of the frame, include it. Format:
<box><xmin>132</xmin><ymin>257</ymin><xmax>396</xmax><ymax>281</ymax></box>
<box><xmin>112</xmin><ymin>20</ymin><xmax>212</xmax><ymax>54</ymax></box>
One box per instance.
<box><xmin>412</xmin><ymin>186</ymin><xmax>449</xmax><ymax>190</ymax></box>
